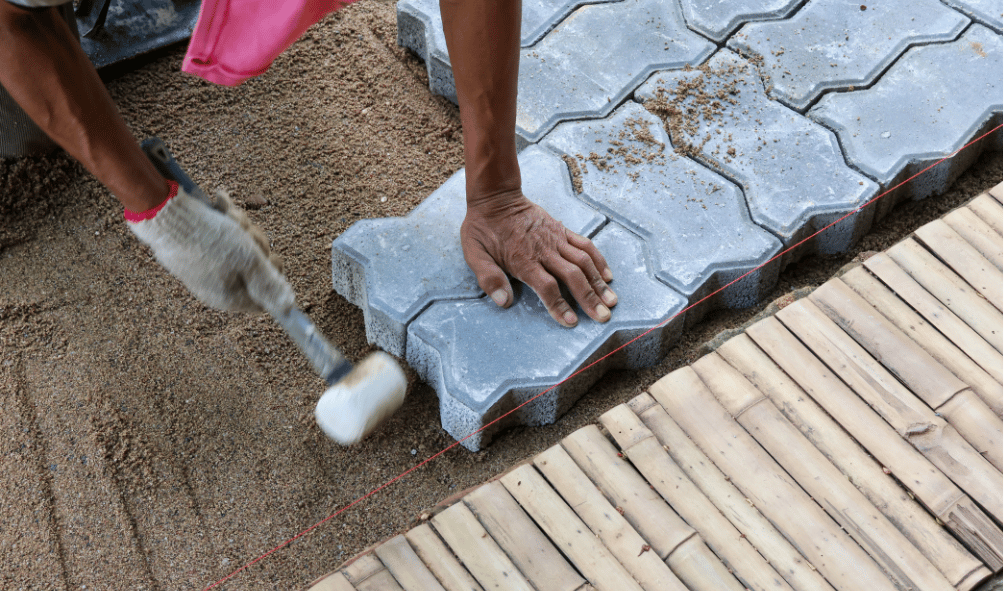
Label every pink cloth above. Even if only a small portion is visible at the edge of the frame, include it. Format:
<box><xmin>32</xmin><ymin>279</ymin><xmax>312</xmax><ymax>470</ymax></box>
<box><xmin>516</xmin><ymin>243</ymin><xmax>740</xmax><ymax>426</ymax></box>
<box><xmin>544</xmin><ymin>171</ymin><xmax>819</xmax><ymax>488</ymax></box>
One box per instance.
<box><xmin>183</xmin><ymin>0</ymin><xmax>354</xmax><ymax>86</ymax></box>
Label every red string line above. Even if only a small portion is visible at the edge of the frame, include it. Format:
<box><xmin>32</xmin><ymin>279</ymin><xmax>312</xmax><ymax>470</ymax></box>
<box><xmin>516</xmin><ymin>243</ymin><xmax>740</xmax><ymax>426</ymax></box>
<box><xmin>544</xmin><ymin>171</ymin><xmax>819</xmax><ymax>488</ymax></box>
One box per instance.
<box><xmin>205</xmin><ymin>123</ymin><xmax>1001</xmax><ymax>590</ymax></box>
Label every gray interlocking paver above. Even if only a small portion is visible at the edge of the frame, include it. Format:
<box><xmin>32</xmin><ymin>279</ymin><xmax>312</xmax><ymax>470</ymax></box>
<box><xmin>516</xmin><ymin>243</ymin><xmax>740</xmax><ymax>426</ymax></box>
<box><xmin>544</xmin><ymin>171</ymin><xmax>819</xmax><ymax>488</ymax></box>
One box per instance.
<box><xmin>396</xmin><ymin>0</ymin><xmax>622</xmax><ymax>102</ymax></box>
<box><xmin>809</xmin><ymin>24</ymin><xmax>1003</xmax><ymax>203</ymax></box>
<box><xmin>677</xmin><ymin>0</ymin><xmax>802</xmax><ymax>43</ymax></box>
<box><xmin>636</xmin><ymin>50</ymin><xmax>880</xmax><ymax>262</ymax></box>
<box><xmin>941</xmin><ymin>0</ymin><xmax>1003</xmax><ymax>33</ymax></box>
<box><xmin>728</xmin><ymin>0</ymin><xmax>970</xmax><ymax>112</ymax></box>
<box><xmin>406</xmin><ymin>223</ymin><xmax>687</xmax><ymax>450</ymax></box>
<box><xmin>398</xmin><ymin>0</ymin><xmax>715</xmax><ymax>147</ymax></box>
<box><xmin>331</xmin><ymin>146</ymin><xmax>605</xmax><ymax>357</ymax></box>
<box><xmin>541</xmin><ymin>101</ymin><xmax>783</xmax><ymax>313</ymax></box>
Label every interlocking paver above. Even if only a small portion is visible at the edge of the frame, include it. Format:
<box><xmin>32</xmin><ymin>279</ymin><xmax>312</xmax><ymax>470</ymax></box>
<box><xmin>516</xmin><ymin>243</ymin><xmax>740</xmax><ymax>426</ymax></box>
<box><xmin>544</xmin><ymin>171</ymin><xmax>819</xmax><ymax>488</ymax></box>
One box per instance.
<box><xmin>809</xmin><ymin>24</ymin><xmax>1003</xmax><ymax>202</ymax></box>
<box><xmin>941</xmin><ymin>0</ymin><xmax>1003</xmax><ymax>33</ymax></box>
<box><xmin>398</xmin><ymin>0</ymin><xmax>715</xmax><ymax>146</ymax></box>
<box><xmin>677</xmin><ymin>0</ymin><xmax>801</xmax><ymax>43</ymax></box>
<box><xmin>396</xmin><ymin>0</ymin><xmax>622</xmax><ymax>102</ymax></box>
<box><xmin>406</xmin><ymin>223</ymin><xmax>687</xmax><ymax>450</ymax></box>
<box><xmin>331</xmin><ymin>146</ymin><xmax>605</xmax><ymax>357</ymax></box>
<box><xmin>728</xmin><ymin>0</ymin><xmax>969</xmax><ymax>112</ymax></box>
<box><xmin>636</xmin><ymin>50</ymin><xmax>880</xmax><ymax>261</ymax></box>
<box><xmin>541</xmin><ymin>101</ymin><xmax>782</xmax><ymax>311</ymax></box>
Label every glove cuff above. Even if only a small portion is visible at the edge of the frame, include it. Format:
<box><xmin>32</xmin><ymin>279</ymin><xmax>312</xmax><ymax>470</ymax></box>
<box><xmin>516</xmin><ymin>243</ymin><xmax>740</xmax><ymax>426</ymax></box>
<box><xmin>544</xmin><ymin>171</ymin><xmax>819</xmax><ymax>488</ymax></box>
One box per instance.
<box><xmin>124</xmin><ymin>180</ymin><xmax>179</xmax><ymax>222</ymax></box>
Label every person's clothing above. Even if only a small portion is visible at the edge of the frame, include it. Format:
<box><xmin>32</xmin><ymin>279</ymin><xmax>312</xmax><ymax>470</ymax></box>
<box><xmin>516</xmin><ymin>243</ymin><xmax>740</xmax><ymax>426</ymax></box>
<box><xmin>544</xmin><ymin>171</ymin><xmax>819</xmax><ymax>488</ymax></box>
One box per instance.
<box><xmin>182</xmin><ymin>0</ymin><xmax>355</xmax><ymax>86</ymax></box>
<box><xmin>0</xmin><ymin>1</ymin><xmax>77</xmax><ymax>158</ymax></box>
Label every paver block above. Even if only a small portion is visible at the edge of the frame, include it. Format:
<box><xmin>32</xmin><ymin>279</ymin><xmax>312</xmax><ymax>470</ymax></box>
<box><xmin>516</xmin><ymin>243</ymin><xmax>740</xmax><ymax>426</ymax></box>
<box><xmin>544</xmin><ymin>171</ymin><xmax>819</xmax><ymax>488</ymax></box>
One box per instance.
<box><xmin>809</xmin><ymin>25</ymin><xmax>1003</xmax><ymax>204</ymax></box>
<box><xmin>636</xmin><ymin>50</ymin><xmax>880</xmax><ymax>264</ymax></box>
<box><xmin>396</xmin><ymin>0</ymin><xmax>622</xmax><ymax>102</ymax></box>
<box><xmin>406</xmin><ymin>223</ymin><xmax>687</xmax><ymax>450</ymax></box>
<box><xmin>398</xmin><ymin>0</ymin><xmax>715</xmax><ymax>147</ymax></box>
<box><xmin>677</xmin><ymin>0</ymin><xmax>802</xmax><ymax>43</ymax></box>
<box><xmin>541</xmin><ymin>101</ymin><xmax>782</xmax><ymax>315</ymax></box>
<box><xmin>728</xmin><ymin>0</ymin><xmax>969</xmax><ymax>112</ymax></box>
<box><xmin>331</xmin><ymin>146</ymin><xmax>605</xmax><ymax>357</ymax></box>
<box><xmin>941</xmin><ymin>0</ymin><xmax>1003</xmax><ymax>33</ymax></box>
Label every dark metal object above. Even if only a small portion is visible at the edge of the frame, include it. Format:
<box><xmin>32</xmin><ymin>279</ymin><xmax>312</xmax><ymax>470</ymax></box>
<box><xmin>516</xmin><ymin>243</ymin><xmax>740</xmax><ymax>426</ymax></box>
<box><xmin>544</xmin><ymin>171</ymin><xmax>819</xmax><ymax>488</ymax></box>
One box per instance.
<box><xmin>76</xmin><ymin>0</ymin><xmax>202</xmax><ymax>69</ymax></box>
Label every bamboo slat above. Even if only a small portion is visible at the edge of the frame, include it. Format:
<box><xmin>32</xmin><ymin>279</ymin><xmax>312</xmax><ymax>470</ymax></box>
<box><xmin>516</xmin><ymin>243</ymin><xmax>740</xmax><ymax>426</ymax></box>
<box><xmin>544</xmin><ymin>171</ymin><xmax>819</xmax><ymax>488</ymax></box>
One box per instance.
<box><xmin>599</xmin><ymin>404</ymin><xmax>796</xmax><ymax>591</ymax></box>
<box><xmin>310</xmin><ymin>572</ymin><xmax>356</xmax><ymax>591</ymax></box>
<box><xmin>343</xmin><ymin>554</ymin><xmax>386</xmax><ymax>585</ymax></box>
<box><xmin>430</xmin><ymin>502</ymin><xmax>534</xmax><ymax>591</ymax></box>
<box><xmin>944</xmin><ymin>207</ymin><xmax>1003</xmax><ymax>270</ymax></box>
<box><xmin>561</xmin><ymin>426</ymin><xmax>746</xmax><ymax>591</ymax></box>
<box><xmin>357</xmin><ymin>570</ymin><xmax>405</xmax><ymax>591</ymax></box>
<box><xmin>746</xmin><ymin>316</ymin><xmax>1004</xmax><ymax>571</ymax></box>
<box><xmin>374</xmin><ymin>535</ymin><xmax>447</xmax><ymax>591</ymax></box>
<box><xmin>969</xmin><ymin>194</ymin><xmax>1004</xmax><ymax>234</ymax></box>
<box><xmin>500</xmin><ymin>464</ymin><xmax>645</xmax><ymax>591</ymax></box>
<box><xmin>914</xmin><ymin>220</ymin><xmax>1003</xmax><ymax>311</ymax></box>
<box><xmin>718</xmin><ymin>333</ymin><xmax>992</xmax><ymax>588</ymax></box>
<box><xmin>650</xmin><ymin>368</ymin><xmax>900</xmax><ymax>591</ymax></box>
<box><xmin>532</xmin><ymin>445</ymin><xmax>687</xmax><ymax>591</ymax></box>
<box><xmin>988</xmin><ymin>183</ymin><xmax>1003</xmax><ymax>205</ymax></box>
<box><xmin>776</xmin><ymin>301</ymin><xmax>1004</xmax><ymax>522</ymax></box>
<box><xmin>464</xmin><ymin>481</ymin><xmax>584</xmax><ymax>591</ymax></box>
<box><xmin>403</xmin><ymin>524</ymin><xmax>484</xmax><ymax>591</ymax></box>
<box><xmin>864</xmin><ymin>252</ymin><xmax>1003</xmax><ymax>379</ymax></box>
<box><xmin>810</xmin><ymin>279</ymin><xmax>1003</xmax><ymax>471</ymax></box>
<box><xmin>694</xmin><ymin>352</ymin><xmax>955</xmax><ymax>591</ymax></box>
<box><xmin>888</xmin><ymin>239</ymin><xmax>1002</xmax><ymax>352</ymax></box>
<box><xmin>840</xmin><ymin>267</ymin><xmax>1003</xmax><ymax>416</ymax></box>
<box><xmin>628</xmin><ymin>393</ymin><xmax>837</xmax><ymax>591</ymax></box>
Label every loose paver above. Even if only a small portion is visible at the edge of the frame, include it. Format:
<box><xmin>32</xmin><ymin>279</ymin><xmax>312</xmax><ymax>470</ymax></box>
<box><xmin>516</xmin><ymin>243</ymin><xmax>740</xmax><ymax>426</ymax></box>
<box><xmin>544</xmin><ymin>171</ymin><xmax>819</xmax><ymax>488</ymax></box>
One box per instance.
<box><xmin>636</xmin><ymin>50</ymin><xmax>879</xmax><ymax>259</ymax></box>
<box><xmin>406</xmin><ymin>224</ymin><xmax>687</xmax><ymax>450</ymax></box>
<box><xmin>809</xmin><ymin>24</ymin><xmax>1003</xmax><ymax>202</ymax></box>
<box><xmin>542</xmin><ymin>101</ymin><xmax>782</xmax><ymax>311</ymax></box>
<box><xmin>398</xmin><ymin>0</ymin><xmax>715</xmax><ymax>146</ymax></box>
<box><xmin>728</xmin><ymin>0</ymin><xmax>969</xmax><ymax>112</ymax></box>
<box><xmin>331</xmin><ymin>146</ymin><xmax>605</xmax><ymax>357</ymax></box>
<box><xmin>334</xmin><ymin>0</ymin><xmax>1004</xmax><ymax>448</ymax></box>
<box><xmin>677</xmin><ymin>0</ymin><xmax>802</xmax><ymax>43</ymax></box>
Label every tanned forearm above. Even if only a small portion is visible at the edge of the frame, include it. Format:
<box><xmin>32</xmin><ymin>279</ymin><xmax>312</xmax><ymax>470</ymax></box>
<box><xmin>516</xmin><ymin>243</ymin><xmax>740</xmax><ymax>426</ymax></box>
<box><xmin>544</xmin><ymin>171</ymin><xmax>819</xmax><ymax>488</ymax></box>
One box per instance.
<box><xmin>0</xmin><ymin>2</ymin><xmax>166</xmax><ymax>212</ymax></box>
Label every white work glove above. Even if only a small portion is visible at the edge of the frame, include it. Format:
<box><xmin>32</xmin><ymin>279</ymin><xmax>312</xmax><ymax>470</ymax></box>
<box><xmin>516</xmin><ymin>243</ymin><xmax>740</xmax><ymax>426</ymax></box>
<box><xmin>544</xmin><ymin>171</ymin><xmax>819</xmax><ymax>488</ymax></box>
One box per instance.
<box><xmin>127</xmin><ymin>180</ymin><xmax>295</xmax><ymax>315</ymax></box>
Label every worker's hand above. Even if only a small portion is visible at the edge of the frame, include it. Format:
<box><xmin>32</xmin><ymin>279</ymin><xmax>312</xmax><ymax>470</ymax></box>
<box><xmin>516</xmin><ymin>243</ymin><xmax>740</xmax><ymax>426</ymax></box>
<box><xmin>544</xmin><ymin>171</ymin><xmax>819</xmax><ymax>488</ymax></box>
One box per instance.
<box><xmin>127</xmin><ymin>181</ymin><xmax>295</xmax><ymax>315</ymax></box>
<box><xmin>461</xmin><ymin>189</ymin><xmax>617</xmax><ymax>327</ymax></box>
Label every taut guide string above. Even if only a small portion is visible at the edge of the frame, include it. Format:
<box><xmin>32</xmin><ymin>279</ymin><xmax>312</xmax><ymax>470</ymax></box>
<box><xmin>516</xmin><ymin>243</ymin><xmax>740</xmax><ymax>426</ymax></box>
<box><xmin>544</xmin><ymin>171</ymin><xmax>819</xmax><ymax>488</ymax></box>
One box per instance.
<box><xmin>205</xmin><ymin>124</ymin><xmax>1003</xmax><ymax>590</ymax></box>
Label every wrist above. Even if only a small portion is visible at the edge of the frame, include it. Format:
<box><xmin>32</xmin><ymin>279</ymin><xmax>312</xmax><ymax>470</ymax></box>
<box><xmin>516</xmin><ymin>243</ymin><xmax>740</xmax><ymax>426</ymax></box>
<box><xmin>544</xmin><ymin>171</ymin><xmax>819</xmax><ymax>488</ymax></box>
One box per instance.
<box><xmin>124</xmin><ymin>179</ymin><xmax>177</xmax><ymax>222</ymax></box>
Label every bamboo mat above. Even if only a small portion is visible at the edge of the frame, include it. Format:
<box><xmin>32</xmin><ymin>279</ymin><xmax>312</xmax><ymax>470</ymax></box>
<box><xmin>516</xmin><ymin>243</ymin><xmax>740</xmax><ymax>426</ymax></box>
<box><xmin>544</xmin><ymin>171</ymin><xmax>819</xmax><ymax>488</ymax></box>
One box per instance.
<box><xmin>308</xmin><ymin>184</ymin><xmax>1004</xmax><ymax>591</ymax></box>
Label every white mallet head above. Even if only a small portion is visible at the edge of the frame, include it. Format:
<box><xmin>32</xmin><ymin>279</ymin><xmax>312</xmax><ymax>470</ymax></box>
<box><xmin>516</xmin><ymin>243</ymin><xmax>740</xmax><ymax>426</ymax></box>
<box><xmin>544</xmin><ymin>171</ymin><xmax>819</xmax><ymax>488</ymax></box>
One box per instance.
<box><xmin>315</xmin><ymin>351</ymin><xmax>407</xmax><ymax>445</ymax></box>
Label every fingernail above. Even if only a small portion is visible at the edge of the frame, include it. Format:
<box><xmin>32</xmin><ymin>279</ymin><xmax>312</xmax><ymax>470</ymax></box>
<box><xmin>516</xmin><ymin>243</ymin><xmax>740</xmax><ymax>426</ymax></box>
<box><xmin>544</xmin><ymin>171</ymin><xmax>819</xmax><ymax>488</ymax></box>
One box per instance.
<box><xmin>563</xmin><ymin>311</ymin><xmax>578</xmax><ymax>326</ymax></box>
<box><xmin>595</xmin><ymin>304</ymin><xmax>611</xmax><ymax>321</ymax></box>
<box><xmin>602</xmin><ymin>267</ymin><xmax>614</xmax><ymax>282</ymax></box>
<box><xmin>602</xmin><ymin>289</ymin><xmax>617</xmax><ymax>306</ymax></box>
<box><xmin>491</xmin><ymin>290</ymin><xmax>508</xmax><ymax>306</ymax></box>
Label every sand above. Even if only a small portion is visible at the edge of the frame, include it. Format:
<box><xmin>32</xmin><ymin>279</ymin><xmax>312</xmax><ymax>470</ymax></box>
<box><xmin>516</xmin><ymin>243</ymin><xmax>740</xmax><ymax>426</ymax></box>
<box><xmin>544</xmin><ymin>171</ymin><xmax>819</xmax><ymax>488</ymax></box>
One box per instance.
<box><xmin>0</xmin><ymin>1</ymin><xmax>1000</xmax><ymax>589</ymax></box>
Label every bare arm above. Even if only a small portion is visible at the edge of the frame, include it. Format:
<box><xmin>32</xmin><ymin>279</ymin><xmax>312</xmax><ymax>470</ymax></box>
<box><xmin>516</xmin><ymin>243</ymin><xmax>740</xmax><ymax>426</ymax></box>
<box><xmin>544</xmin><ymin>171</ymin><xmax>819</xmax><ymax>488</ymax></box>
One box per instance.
<box><xmin>439</xmin><ymin>0</ymin><xmax>617</xmax><ymax>327</ymax></box>
<box><xmin>0</xmin><ymin>1</ymin><xmax>166</xmax><ymax>212</ymax></box>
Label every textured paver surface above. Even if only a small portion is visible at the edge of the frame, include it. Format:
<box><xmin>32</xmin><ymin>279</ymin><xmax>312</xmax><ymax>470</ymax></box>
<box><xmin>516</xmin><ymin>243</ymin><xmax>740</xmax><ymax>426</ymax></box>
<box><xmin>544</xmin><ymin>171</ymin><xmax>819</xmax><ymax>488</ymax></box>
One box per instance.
<box><xmin>333</xmin><ymin>0</ymin><xmax>1004</xmax><ymax>449</ymax></box>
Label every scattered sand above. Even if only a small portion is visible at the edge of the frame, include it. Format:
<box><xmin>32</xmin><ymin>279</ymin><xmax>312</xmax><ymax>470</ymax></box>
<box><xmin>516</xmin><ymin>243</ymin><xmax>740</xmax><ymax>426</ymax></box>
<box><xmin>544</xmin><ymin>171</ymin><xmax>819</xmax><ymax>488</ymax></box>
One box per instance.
<box><xmin>0</xmin><ymin>1</ymin><xmax>1000</xmax><ymax>588</ymax></box>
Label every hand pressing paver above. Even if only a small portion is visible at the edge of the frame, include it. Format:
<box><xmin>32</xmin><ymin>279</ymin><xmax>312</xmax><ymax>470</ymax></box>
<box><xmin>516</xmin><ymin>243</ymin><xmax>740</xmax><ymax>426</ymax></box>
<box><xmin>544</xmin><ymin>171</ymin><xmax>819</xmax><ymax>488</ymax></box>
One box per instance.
<box><xmin>398</xmin><ymin>0</ymin><xmax>714</xmax><ymax>147</ymax></box>
<box><xmin>331</xmin><ymin>146</ymin><xmax>605</xmax><ymax>357</ymax></box>
<box><xmin>406</xmin><ymin>223</ymin><xmax>687</xmax><ymax>451</ymax></box>
<box><xmin>396</xmin><ymin>0</ymin><xmax>622</xmax><ymax>102</ymax></box>
<box><xmin>636</xmin><ymin>50</ymin><xmax>879</xmax><ymax>262</ymax></box>
<box><xmin>809</xmin><ymin>25</ymin><xmax>1003</xmax><ymax>203</ymax></box>
<box><xmin>541</xmin><ymin>101</ymin><xmax>782</xmax><ymax>313</ymax></box>
<box><xmin>677</xmin><ymin>0</ymin><xmax>801</xmax><ymax>43</ymax></box>
<box><xmin>728</xmin><ymin>0</ymin><xmax>969</xmax><ymax>112</ymax></box>
<box><xmin>941</xmin><ymin>0</ymin><xmax>1003</xmax><ymax>33</ymax></box>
